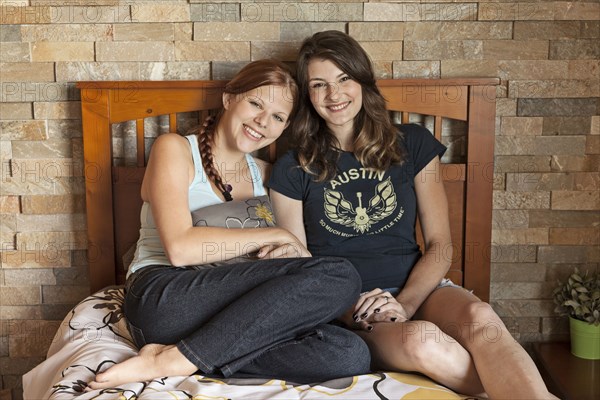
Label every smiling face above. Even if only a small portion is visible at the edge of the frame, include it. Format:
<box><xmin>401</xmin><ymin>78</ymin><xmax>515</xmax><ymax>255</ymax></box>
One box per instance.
<box><xmin>220</xmin><ymin>84</ymin><xmax>293</xmax><ymax>154</ymax></box>
<box><xmin>307</xmin><ymin>58</ymin><xmax>363</xmax><ymax>141</ymax></box>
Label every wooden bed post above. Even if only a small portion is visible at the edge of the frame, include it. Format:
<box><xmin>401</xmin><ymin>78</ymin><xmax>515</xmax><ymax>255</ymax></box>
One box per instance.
<box><xmin>463</xmin><ymin>83</ymin><xmax>496</xmax><ymax>302</ymax></box>
<box><xmin>79</xmin><ymin>85</ymin><xmax>116</xmax><ymax>293</ymax></box>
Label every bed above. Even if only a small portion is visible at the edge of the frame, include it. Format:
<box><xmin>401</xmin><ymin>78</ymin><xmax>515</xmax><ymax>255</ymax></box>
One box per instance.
<box><xmin>23</xmin><ymin>77</ymin><xmax>498</xmax><ymax>399</ymax></box>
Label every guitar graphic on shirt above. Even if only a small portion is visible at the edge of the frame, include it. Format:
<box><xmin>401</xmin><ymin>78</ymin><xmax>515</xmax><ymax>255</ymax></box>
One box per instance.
<box><xmin>324</xmin><ymin>177</ymin><xmax>397</xmax><ymax>234</ymax></box>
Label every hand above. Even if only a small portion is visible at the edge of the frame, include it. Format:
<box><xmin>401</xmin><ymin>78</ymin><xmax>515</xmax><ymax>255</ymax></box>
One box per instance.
<box><xmin>352</xmin><ymin>288</ymin><xmax>411</xmax><ymax>327</ymax></box>
<box><xmin>256</xmin><ymin>241</ymin><xmax>311</xmax><ymax>259</ymax></box>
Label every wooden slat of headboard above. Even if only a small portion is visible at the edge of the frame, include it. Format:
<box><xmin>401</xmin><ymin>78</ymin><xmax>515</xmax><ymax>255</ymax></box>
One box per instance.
<box><xmin>462</xmin><ymin>85</ymin><xmax>496</xmax><ymax>301</ymax></box>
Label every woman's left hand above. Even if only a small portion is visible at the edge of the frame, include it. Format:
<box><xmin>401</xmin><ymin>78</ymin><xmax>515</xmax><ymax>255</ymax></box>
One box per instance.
<box><xmin>352</xmin><ymin>288</ymin><xmax>411</xmax><ymax>326</ymax></box>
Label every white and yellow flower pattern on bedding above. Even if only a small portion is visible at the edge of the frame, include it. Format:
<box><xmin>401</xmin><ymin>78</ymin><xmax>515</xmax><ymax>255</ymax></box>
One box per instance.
<box><xmin>23</xmin><ymin>287</ymin><xmax>476</xmax><ymax>400</ymax></box>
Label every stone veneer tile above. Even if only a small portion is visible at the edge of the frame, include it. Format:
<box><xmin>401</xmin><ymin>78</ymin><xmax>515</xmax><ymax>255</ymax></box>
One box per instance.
<box><xmin>493</xmin><ymin>299</ymin><xmax>555</xmax><ymax>317</ymax></box>
<box><xmin>21</xmin><ymin>24</ymin><xmax>113</xmax><ymax>42</ymax></box>
<box><xmin>21</xmin><ymin>194</ymin><xmax>85</xmax><ymax>214</ymax></box>
<box><xmin>500</xmin><ymin>117</ymin><xmax>543</xmax><ymax>136</ymax></box>
<box><xmin>242</xmin><ymin>2</ymin><xmax>363</xmax><ymax>22</ymax></box>
<box><xmin>542</xmin><ymin>116</ymin><xmax>592</xmax><ymax>136</ymax></box>
<box><xmin>587</xmin><ymin>135</ymin><xmax>600</xmax><ymax>154</ymax></box>
<box><xmin>113</xmin><ymin>23</ymin><xmax>174</xmax><ymax>41</ymax></box>
<box><xmin>496</xmin><ymin>98</ymin><xmax>517</xmax><ymax>117</ymax></box>
<box><xmin>394</xmin><ymin>61</ymin><xmax>441</xmax><ymax>79</ymax></box>
<box><xmin>550</xmin><ymin>39</ymin><xmax>600</xmax><ymax>60</ymax></box>
<box><xmin>580</xmin><ymin>21</ymin><xmax>600</xmax><ymax>38</ymax></box>
<box><xmin>191</xmin><ymin>3</ymin><xmax>240</xmax><ymax>22</ymax></box>
<box><xmin>572</xmin><ymin>171</ymin><xmax>600</xmax><ymax>190</ymax></box>
<box><xmin>54</xmin><ymin>266</ymin><xmax>89</xmax><ymax>286</ymax></box>
<box><xmin>550</xmin><ymin>154</ymin><xmax>600</xmax><ymax>172</ymax></box>
<box><xmin>554</xmin><ymin>2</ymin><xmax>600</xmax><ymax>21</ymax></box>
<box><xmin>514</xmin><ymin>21</ymin><xmax>584</xmax><ymax>40</ymax></box>
<box><xmin>1</xmin><ymin>249</ymin><xmax>71</xmax><ymax>268</ymax></box>
<box><xmin>251</xmin><ymin>42</ymin><xmax>301</xmax><ymax>62</ymax></box>
<box><xmin>529</xmin><ymin>210</ymin><xmax>600</xmax><ymax>228</ymax></box>
<box><xmin>194</xmin><ymin>22</ymin><xmax>279</xmax><ymax>41</ymax></box>
<box><xmin>478</xmin><ymin>2</ymin><xmax>554</xmax><ymax>21</ymax></box>
<box><xmin>41</xmin><ymin>285</ymin><xmax>89</xmax><ymax>304</ymax></box>
<box><xmin>592</xmin><ymin>116</ymin><xmax>600</xmax><ymax>135</ymax></box>
<box><xmin>56</xmin><ymin>61</ymin><xmax>141</xmax><ymax>81</ymax></box>
<box><xmin>0</xmin><ymin>6</ymin><xmax>51</xmax><ymax>24</ymax></box>
<box><xmin>491</xmin><ymin>282</ymin><xmax>553</xmax><ymax>300</ymax></box>
<box><xmin>139</xmin><ymin>62</ymin><xmax>211</xmax><ymax>80</ymax></box>
<box><xmin>33</xmin><ymin>102</ymin><xmax>81</xmax><ymax>120</ymax></box>
<box><xmin>491</xmin><ymin>244</ymin><xmax>537</xmax><ymax>263</ymax></box>
<box><xmin>549</xmin><ymin>227</ymin><xmax>600</xmax><ymax>246</ymax></box>
<box><xmin>211</xmin><ymin>62</ymin><xmax>250</xmax><ymax>80</ymax></box>
<box><xmin>176</xmin><ymin>41</ymin><xmax>249</xmax><ymax>61</ymax></box>
<box><xmin>0</xmin><ymin>287</ymin><xmax>41</xmax><ymax>306</ymax></box>
<box><xmin>361</xmin><ymin>41</ymin><xmax>403</xmax><ymax>60</ymax></box>
<box><xmin>174</xmin><ymin>23</ymin><xmax>193</xmax><ymax>42</ymax></box>
<box><xmin>0</xmin><ymin>196</ymin><xmax>20</xmax><ymax>213</ymax></box>
<box><xmin>518</xmin><ymin>98</ymin><xmax>598</xmax><ymax>116</ymax></box>
<box><xmin>372</xmin><ymin>61</ymin><xmax>393</xmax><ymax>79</ymax></box>
<box><xmin>511</xmin><ymin>79</ymin><xmax>598</xmax><ymax>98</ymax></box>
<box><xmin>0</xmin><ymin>25</ymin><xmax>21</xmax><ymax>42</ymax></box>
<box><xmin>42</xmin><ymin>304</ymin><xmax>76</xmax><ymax>320</ymax></box>
<box><xmin>495</xmin><ymin>136</ymin><xmax>536</xmax><ymax>155</ymax></box>
<box><xmin>0</xmin><ymin>42</ymin><xmax>30</xmax><ymax>62</ymax></box>
<box><xmin>0</xmin><ymin>62</ymin><xmax>54</xmax><ymax>82</ymax></box>
<box><xmin>441</xmin><ymin>60</ymin><xmax>497</xmax><ymax>78</ymax></box>
<box><xmin>0</xmin><ymin>103</ymin><xmax>33</xmax><ymax>120</ymax></box>
<box><xmin>0</xmin><ymin>356</ymin><xmax>45</xmax><ymax>378</ymax></box>
<box><xmin>404</xmin><ymin>21</ymin><xmax>511</xmax><ymax>40</ymax></box>
<box><xmin>483</xmin><ymin>40</ymin><xmax>549</xmax><ymax>60</ymax></box>
<box><xmin>491</xmin><ymin>263</ymin><xmax>547</xmax><ymax>282</ymax></box>
<box><xmin>505</xmin><ymin>173</ymin><xmax>574</xmax><ymax>191</ymax></box>
<box><xmin>492</xmin><ymin>228</ymin><xmax>548</xmax><ymax>245</ymax></box>
<box><xmin>97</xmin><ymin>42</ymin><xmax>174</xmax><ymax>62</ymax></box>
<box><xmin>495</xmin><ymin>156</ymin><xmax>552</xmax><ymax>173</ymax></box>
<box><xmin>1</xmin><ymin>82</ymin><xmax>78</xmax><ymax>103</ymax></box>
<box><xmin>538</xmin><ymin>245</ymin><xmax>591</xmax><ymax>263</ymax></box>
<box><xmin>16</xmin><ymin>231</ymin><xmax>87</xmax><ymax>251</ymax></box>
<box><xmin>16</xmin><ymin>214</ymin><xmax>86</xmax><ymax>232</ymax></box>
<box><xmin>493</xmin><ymin>191</ymin><xmax>550</xmax><ymax>209</ymax></box>
<box><xmin>280</xmin><ymin>22</ymin><xmax>344</xmax><ymax>41</ymax></box>
<box><xmin>48</xmin><ymin>5</ymin><xmax>131</xmax><ymax>23</ymax></box>
<box><xmin>365</xmin><ymin>3</ymin><xmax>477</xmax><ymax>22</ymax></box>
<box><xmin>3</xmin><ymin>269</ymin><xmax>56</xmax><ymax>286</ymax></box>
<box><xmin>132</xmin><ymin>3</ymin><xmax>190</xmax><ymax>22</ymax></box>
<box><xmin>0</xmin><ymin>306</ymin><xmax>41</xmax><ymax>320</ymax></box>
<box><xmin>0</xmin><ymin>121</ymin><xmax>47</xmax><ymax>141</ymax></box>
<box><xmin>404</xmin><ymin>40</ymin><xmax>483</xmax><ymax>60</ymax></box>
<box><xmin>349</xmin><ymin>22</ymin><xmax>404</xmax><ymax>41</ymax></box>
<box><xmin>9</xmin><ymin>335</ymin><xmax>53</xmax><ymax>358</ymax></box>
<box><xmin>498</xmin><ymin>60</ymin><xmax>569</xmax><ymax>80</ymax></box>
<box><xmin>552</xmin><ymin>191</ymin><xmax>599</xmax><ymax>210</ymax></box>
<box><xmin>535</xmin><ymin>136</ymin><xmax>587</xmax><ymax>156</ymax></box>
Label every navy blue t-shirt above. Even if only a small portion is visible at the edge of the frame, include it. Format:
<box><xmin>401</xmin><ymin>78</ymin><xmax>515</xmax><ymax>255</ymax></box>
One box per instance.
<box><xmin>268</xmin><ymin>124</ymin><xmax>446</xmax><ymax>291</ymax></box>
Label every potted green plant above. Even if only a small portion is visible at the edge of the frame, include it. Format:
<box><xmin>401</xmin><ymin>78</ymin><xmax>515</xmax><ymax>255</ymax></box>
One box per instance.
<box><xmin>553</xmin><ymin>268</ymin><xmax>600</xmax><ymax>360</ymax></box>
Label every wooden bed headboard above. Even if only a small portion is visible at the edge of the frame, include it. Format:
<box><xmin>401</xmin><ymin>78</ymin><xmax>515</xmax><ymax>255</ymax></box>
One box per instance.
<box><xmin>76</xmin><ymin>78</ymin><xmax>499</xmax><ymax>301</ymax></box>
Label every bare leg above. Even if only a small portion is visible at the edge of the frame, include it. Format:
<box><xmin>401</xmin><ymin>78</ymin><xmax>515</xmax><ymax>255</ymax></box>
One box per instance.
<box><xmin>415</xmin><ymin>287</ymin><xmax>557</xmax><ymax>400</ymax></box>
<box><xmin>86</xmin><ymin>344</ymin><xmax>197</xmax><ymax>390</ymax></box>
<box><xmin>357</xmin><ymin>321</ymin><xmax>485</xmax><ymax>396</ymax></box>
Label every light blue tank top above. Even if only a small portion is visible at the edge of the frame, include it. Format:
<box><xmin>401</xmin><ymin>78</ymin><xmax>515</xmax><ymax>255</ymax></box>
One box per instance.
<box><xmin>127</xmin><ymin>134</ymin><xmax>266</xmax><ymax>277</ymax></box>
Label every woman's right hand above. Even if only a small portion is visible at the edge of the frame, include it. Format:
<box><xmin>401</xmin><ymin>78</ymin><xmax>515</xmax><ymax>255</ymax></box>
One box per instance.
<box><xmin>256</xmin><ymin>229</ymin><xmax>312</xmax><ymax>259</ymax></box>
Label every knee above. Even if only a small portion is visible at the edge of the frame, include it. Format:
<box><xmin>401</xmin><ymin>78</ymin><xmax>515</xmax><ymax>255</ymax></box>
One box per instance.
<box><xmin>463</xmin><ymin>301</ymin><xmax>504</xmax><ymax>327</ymax></box>
<box><xmin>334</xmin><ymin>330</ymin><xmax>371</xmax><ymax>376</ymax></box>
<box><xmin>397</xmin><ymin>321</ymin><xmax>448</xmax><ymax>369</ymax></box>
<box><xmin>320</xmin><ymin>257</ymin><xmax>362</xmax><ymax>297</ymax></box>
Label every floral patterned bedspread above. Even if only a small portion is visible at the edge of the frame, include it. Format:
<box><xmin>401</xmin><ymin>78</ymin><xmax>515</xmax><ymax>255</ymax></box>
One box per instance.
<box><xmin>23</xmin><ymin>287</ymin><xmax>472</xmax><ymax>399</ymax></box>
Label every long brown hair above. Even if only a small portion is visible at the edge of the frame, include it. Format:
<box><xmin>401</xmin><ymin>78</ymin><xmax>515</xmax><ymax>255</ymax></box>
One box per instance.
<box><xmin>294</xmin><ymin>30</ymin><xmax>405</xmax><ymax>181</ymax></box>
<box><xmin>197</xmin><ymin>59</ymin><xmax>298</xmax><ymax>200</ymax></box>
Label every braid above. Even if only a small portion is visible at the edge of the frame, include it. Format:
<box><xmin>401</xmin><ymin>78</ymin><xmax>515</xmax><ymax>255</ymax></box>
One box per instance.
<box><xmin>197</xmin><ymin>115</ymin><xmax>233</xmax><ymax>201</ymax></box>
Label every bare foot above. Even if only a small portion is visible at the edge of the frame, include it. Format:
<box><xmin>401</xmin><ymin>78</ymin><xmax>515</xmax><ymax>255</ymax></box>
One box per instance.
<box><xmin>86</xmin><ymin>343</ymin><xmax>197</xmax><ymax>390</ymax></box>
